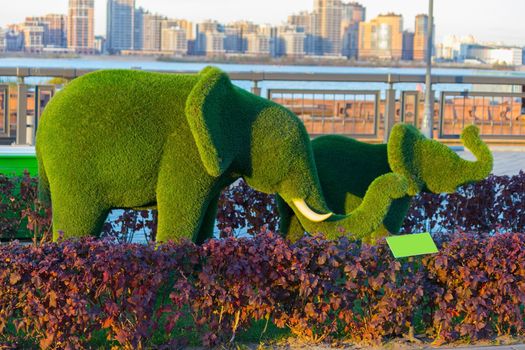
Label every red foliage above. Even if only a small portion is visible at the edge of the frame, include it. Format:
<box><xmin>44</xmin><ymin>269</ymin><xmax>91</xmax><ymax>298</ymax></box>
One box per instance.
<box><xmin>402</xmin><ymin>172</ymin><xmax>525</xmax><ymax>234</ymax></box>
<box><xmin>1</xmin><ymin>233</ymin><xmax>525</xmax><ymax>347</ymax></box>
<box><xmin>423</xmin><ymin>232</ymin><xmax>525</xmax><ymax>342</ymax></box>
<box><xmin>0</xmin><ymin>238</ymin><xmax>191</xmax><ymax>349</ymax></box>
<box><xmin>0</xmin><ymin>172</ymin><xmax>51</xmax><ymax>242</ymax></box>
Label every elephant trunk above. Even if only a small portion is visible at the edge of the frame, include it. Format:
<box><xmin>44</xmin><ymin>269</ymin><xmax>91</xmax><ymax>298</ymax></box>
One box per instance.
<box><xmin>291</xmin><ymin>173</ymin><xmax>409</xmax><ymax>241</ymax></box>
<box><xmin>458</xmin><ymin>125</ymin><xmax>493</xmax><ymax>182</ymax></box>
<box><xmin>416</xmin><ymin>125</ymin><xmax>493</xmax><ymax>193</ymax></box>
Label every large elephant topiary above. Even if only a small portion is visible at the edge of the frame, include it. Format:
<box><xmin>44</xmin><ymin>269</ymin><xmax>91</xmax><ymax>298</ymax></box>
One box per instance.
<box><xmin>277</xmin><ymin>124</ymin><xmax>493</xmax><ymax>242</ymax></box>
<box><xmin>37</xmin><ymin>66</ymin><xmax>410</xmax><ymax>243</ymax></box>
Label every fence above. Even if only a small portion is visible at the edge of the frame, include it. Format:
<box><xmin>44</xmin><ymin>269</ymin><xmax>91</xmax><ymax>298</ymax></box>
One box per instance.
<box><xmin>0</xmin><ymin>67</ymin><xmax>524</xmax><ymax>145</ymax></box>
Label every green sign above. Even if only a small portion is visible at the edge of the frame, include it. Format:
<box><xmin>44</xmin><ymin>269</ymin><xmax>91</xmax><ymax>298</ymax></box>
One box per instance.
<box><xmin>386</xmin><ymin>232</ymin><xmax>438</xmax><ymax>258</ymax></box>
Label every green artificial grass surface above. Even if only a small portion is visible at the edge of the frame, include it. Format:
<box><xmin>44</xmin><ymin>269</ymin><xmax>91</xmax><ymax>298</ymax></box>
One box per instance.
<box><xmin>278</xmin><ymin>124</ymin><xmax>493</xmax><ymax>241</ymax></box>
<box><xmin>37</xmin><ymin>66</ymin><xmax>438</xmax><ymax>243</ymax></box>
<box><xmin>29</xmin><ymin>68</ymin><xmax>313</xmax><ymax>241</ymax></box>
<box><xmin>388</xmin><ymin>124</ymin><xmax>493</xmax><ymax>195</ymax></box>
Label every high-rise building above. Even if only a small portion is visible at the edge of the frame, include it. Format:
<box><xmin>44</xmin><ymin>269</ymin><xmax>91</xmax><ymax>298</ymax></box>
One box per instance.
<box><xmin>340</xmin><ymin>2</ymin><xmax>365</xmax><ymax>58</ymax></box>
<box><xmin>402</xmin><ymin>30</ymin><xmax>414</xmax><ymax>60</ymax></box>
<box><xmin>142</xmin><ymin>12</ymin><xmax>165</xmax><ymax>51</ymax></box>
<box><xmin>107</xmin><ymin>0</ymin><xmax>135</xmax><ymax>52</ymax></box>
<box><xmin>175</xmin><ymin>19</ymin><xmax>194</xmax><ymax>40</ymax></box>
<box><xmin>314</xmin><ymin>0</ymin><xmax>343</xmax><ymax>56</ymax></box>
<box><xmin>21</xmin><ymin>25</ymin><xmax>45</xmax><ymax>53</ymax></box>
<box><xmin>231</xmin><ymin>21</ymin><xmax>258</xmax><ymax>35</ymax></box>
<box><xmin>224</xmin><ymin>25</ymin><xmax>243</xmax><ymax>53</ymax></box>
<box><xmin>45</xmin><ymin>14</ymin><xmax>68</xmax><ymax>47</ymax></box>
<box><xmin>133</xmin><ymin>7</ymin><xmax>144</xmax><ymax>50</ymax></box>
<box><xmin>67</xmin><ymin>0</ymin><xmax>95</xmax><ymax>54</ymax></box>
<box><xmin>160</xmin><ymin>19</ymin><xmax>179</xmax><ymax>33</ymax></box>
<box><xmin>195</xmin><ymin>20</ymin><xmax>224</xmax><ymax>55</ymax></box>
<box><xmin>437</xmin><ymin>35</ymin><xmax>475</xmax><ymax>61</ymax></box>
<box><xmin>245</xmin><ymin>33</ymin><xmax>270</xmax><ymax>56</ymax></box>
<box><xmin>288</xmin><ymin>10</ymin><xmax>322</xmax><ymax>55</ymax></box>
<box><xmin>25</xmin><ymin>14</ymin><xmax>67</xmax><ymax>48</ymax></box>
<box><xmin>223</xmin><ymin>21</ymin><xmax>258</xmax><ymax>53</ymax></box>
<box><xmin>358</xmin><ymin>13</ymin><xmax>403</xmax><ymax>60</ymax></box>
<box><xmin>5</xmin><ymin>26</ymin><xmax>24</xmax><ymax>52</ymax></box>
<box><xmin>201</xmin><ymin>31</ymin><xmax>225</xmax><ymax>56</ymax></box>
<box><xmin>413</xmin><ymin>14</ymin><xmax>428</xmax><ymax>61</ymax></box>
<box><xmin>257</xmin><ymin>24</ymin><xmax>280</xmax><ymax>57</ymax></box>
<box><xmin>161</xmin><ymin>26</ymin><xmax>187</xmax><ymax>55</ymax></box>
<box><xmin>288</xmin><ymin>11</ymin><xmax>312</xmax><ymax>32</ymax></box>
<box><xmin>197</xmin><ymin>20</ymin><xmax>222</xmax><ymax>33</ymax></box>
<box><xmin>279</xmin><ymin>26</ymin><xmax>306</xmax><ymax>57</ymax></box>
<box><xmin>0</xmin><ymin>29</ymin><xmax>5</xmax><ymax>52</ymax></box>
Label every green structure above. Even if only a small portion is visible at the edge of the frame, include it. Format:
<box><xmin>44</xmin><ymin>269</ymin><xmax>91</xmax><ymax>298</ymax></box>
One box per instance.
<box><xmin>37</xmin><ymin>67</ymin><xmax>410</xmax><ymax>243</ymax></box>
<box><xmin>0</xmin><ymin>152</ymin><xmax>38</xmax><ymax>177</ymax></box>
<box><xmin>278</xmin><ymin>124</ymin><xmax>493</xmax><ymax>242</ymax></box>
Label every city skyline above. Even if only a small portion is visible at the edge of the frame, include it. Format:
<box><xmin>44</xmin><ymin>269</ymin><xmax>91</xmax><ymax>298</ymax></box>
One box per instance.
<box><xmin>0</xmin><ymin>0</ymin><xmax>524</xmax><ymax>46</ymax></box>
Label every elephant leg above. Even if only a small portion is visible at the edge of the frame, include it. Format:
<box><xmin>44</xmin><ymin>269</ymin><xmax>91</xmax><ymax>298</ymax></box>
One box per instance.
<box><xmin>286</xmin><ymin>215</ymin><xmax>306</xmax><ymax>242</ymax></box>
<box><xmin>276</xmin><ymin>195</ymin><xmax>306</xmax><ymax>242</ymax></box>
<box><xmin>383</xmin><ymin>196</ymin><xmax>413</xmax><ymax>234</ymax></box>
<box><xmin>194</xmin><ymin>194</ymin><xmax>219</xmax><ymax>245</ymax></box>
<box><xmin>276</xmin><ymin>195</ymin><xmax>292</xmax><ymax>237</ymax></box>
<box><xmin>156</xmin><ymin>176</ymin><xmax>219</xmax><ymax>243</ymax></box>
<box><xmin>155</xmin><ymin>142</ymin><xmax>221</xmax><ymax>243</ymax></box>
<box><xmin>51</xmin><ymin>189</ymin><xmax>109</xmax><ymax>241</ymax></box>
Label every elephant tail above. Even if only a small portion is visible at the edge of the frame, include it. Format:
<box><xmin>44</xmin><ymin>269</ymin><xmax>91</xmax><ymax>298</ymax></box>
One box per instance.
<box><xmin>37</xmin><ymin>153</ymin><xmax>51</xmax><ymax>206</ymax></box>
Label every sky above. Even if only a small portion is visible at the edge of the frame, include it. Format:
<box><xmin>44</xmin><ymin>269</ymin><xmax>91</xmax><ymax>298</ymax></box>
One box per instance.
<box><xmin>0</xmin><ymin>0</ymin><xmax>524</xmax><ymax>46</ymax></box>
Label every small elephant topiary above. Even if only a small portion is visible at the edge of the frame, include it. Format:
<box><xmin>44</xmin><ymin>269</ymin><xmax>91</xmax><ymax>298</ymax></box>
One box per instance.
<box><xmin>277</xmin><ymin>124</ymin><xmax>493</xmax><ymax>242</ymax></box>
<box><xmin>37</xmin><ymin>66</ymin><xmax>409</xmax><ymax>243</ymax></box>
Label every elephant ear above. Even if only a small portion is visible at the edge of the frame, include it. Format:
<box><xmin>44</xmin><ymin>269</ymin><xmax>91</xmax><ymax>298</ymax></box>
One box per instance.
<box><xmin>387</xmin><ymin>124</ymin><xmax>425</xmax><ymax>195</ymax></box>
<box><xmin>185</xmin><ymin>66</ymin><xmax>235</xmax><ymax>177</ymax></box>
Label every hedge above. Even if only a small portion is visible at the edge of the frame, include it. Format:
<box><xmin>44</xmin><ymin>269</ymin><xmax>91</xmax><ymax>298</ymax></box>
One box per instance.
<box><xmin>1</xmin><ymin>232</ymin><xmax>525</xmax><ymax>348</ymax></box>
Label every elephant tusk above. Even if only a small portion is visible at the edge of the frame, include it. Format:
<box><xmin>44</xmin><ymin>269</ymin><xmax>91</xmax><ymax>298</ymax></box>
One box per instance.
<box><xmin>292</xmin><ymin>199</ymin><xmax>333</xmax><ymax>222</ymax></box>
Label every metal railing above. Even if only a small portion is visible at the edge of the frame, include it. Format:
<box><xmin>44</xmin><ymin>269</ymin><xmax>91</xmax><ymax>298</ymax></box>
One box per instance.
<box><xmin>0</xmin><ymin>84</ymin><xmax>8</xmax><ymax>137</ymax></box>
<box><xmin>268</xmin><ymin>89</ymin><xmax>380</xmax><ymax>138</ymax></box>
<box><xmin>439</xmin><ymin>91</ymin><xmax>525</xmax><ymax>139</ymax></box>
<box><xmin>0</xmin><ymin>67</ymin><xmax>524</xmax><ymax>145</ymax></box>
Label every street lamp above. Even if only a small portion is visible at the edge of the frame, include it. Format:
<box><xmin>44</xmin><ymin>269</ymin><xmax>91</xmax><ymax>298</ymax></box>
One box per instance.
<box><xmin>421</xmin><ymin>0</ymin><xmax>434</xmax><ymax>138</ymax></box>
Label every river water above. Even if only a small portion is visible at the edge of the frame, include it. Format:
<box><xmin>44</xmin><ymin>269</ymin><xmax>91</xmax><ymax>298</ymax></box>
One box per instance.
<box><xmin>1</xmin><ymin>57</ymin><xmax>524</xmax><ymax>97</ymax></box>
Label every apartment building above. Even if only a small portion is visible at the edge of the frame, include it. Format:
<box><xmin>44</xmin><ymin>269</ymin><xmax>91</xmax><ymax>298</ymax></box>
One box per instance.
<box><xmin>107</xmin><ymin>0</ymin><xmax>135</xmax><ymax>52</ymax></box>
<box><xmin>341</xmin><ymin>2</ymin><xmax>365</xmax><ymax>58</ymax></box>
<box><xmin>67</xmin><ymin>0</ymin><xmax>95</xmax><ymax>54</ymax></box>
<box><xmin>413</xmin><ymin>14</ymin><xmax>429</xmax><ymax>61</ymax></box>
<box><xmin>161</xmin><ymin>26</ymin><xmax>188</xmax><ymax>55</ymax></box>
<box><xmin>314</xmin><ymin>0</ymin><xmax>343</xmax><ymax>56</ymax></box>
<box><xmin>358</xmin><ymin>13</ymin><xmax>403</xmax><ymax>60</ymax></box>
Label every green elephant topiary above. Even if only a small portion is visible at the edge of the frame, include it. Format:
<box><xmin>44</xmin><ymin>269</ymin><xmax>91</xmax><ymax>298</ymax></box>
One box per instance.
<box><xmin>277</xmin><ymin>124</ymin><xmax>493</xmax><ymax>242</ymax></box>
<box><xmin>37</xmin><ymin>66</ymin><xmax>410</xmax><ymax>243</ymax></box>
